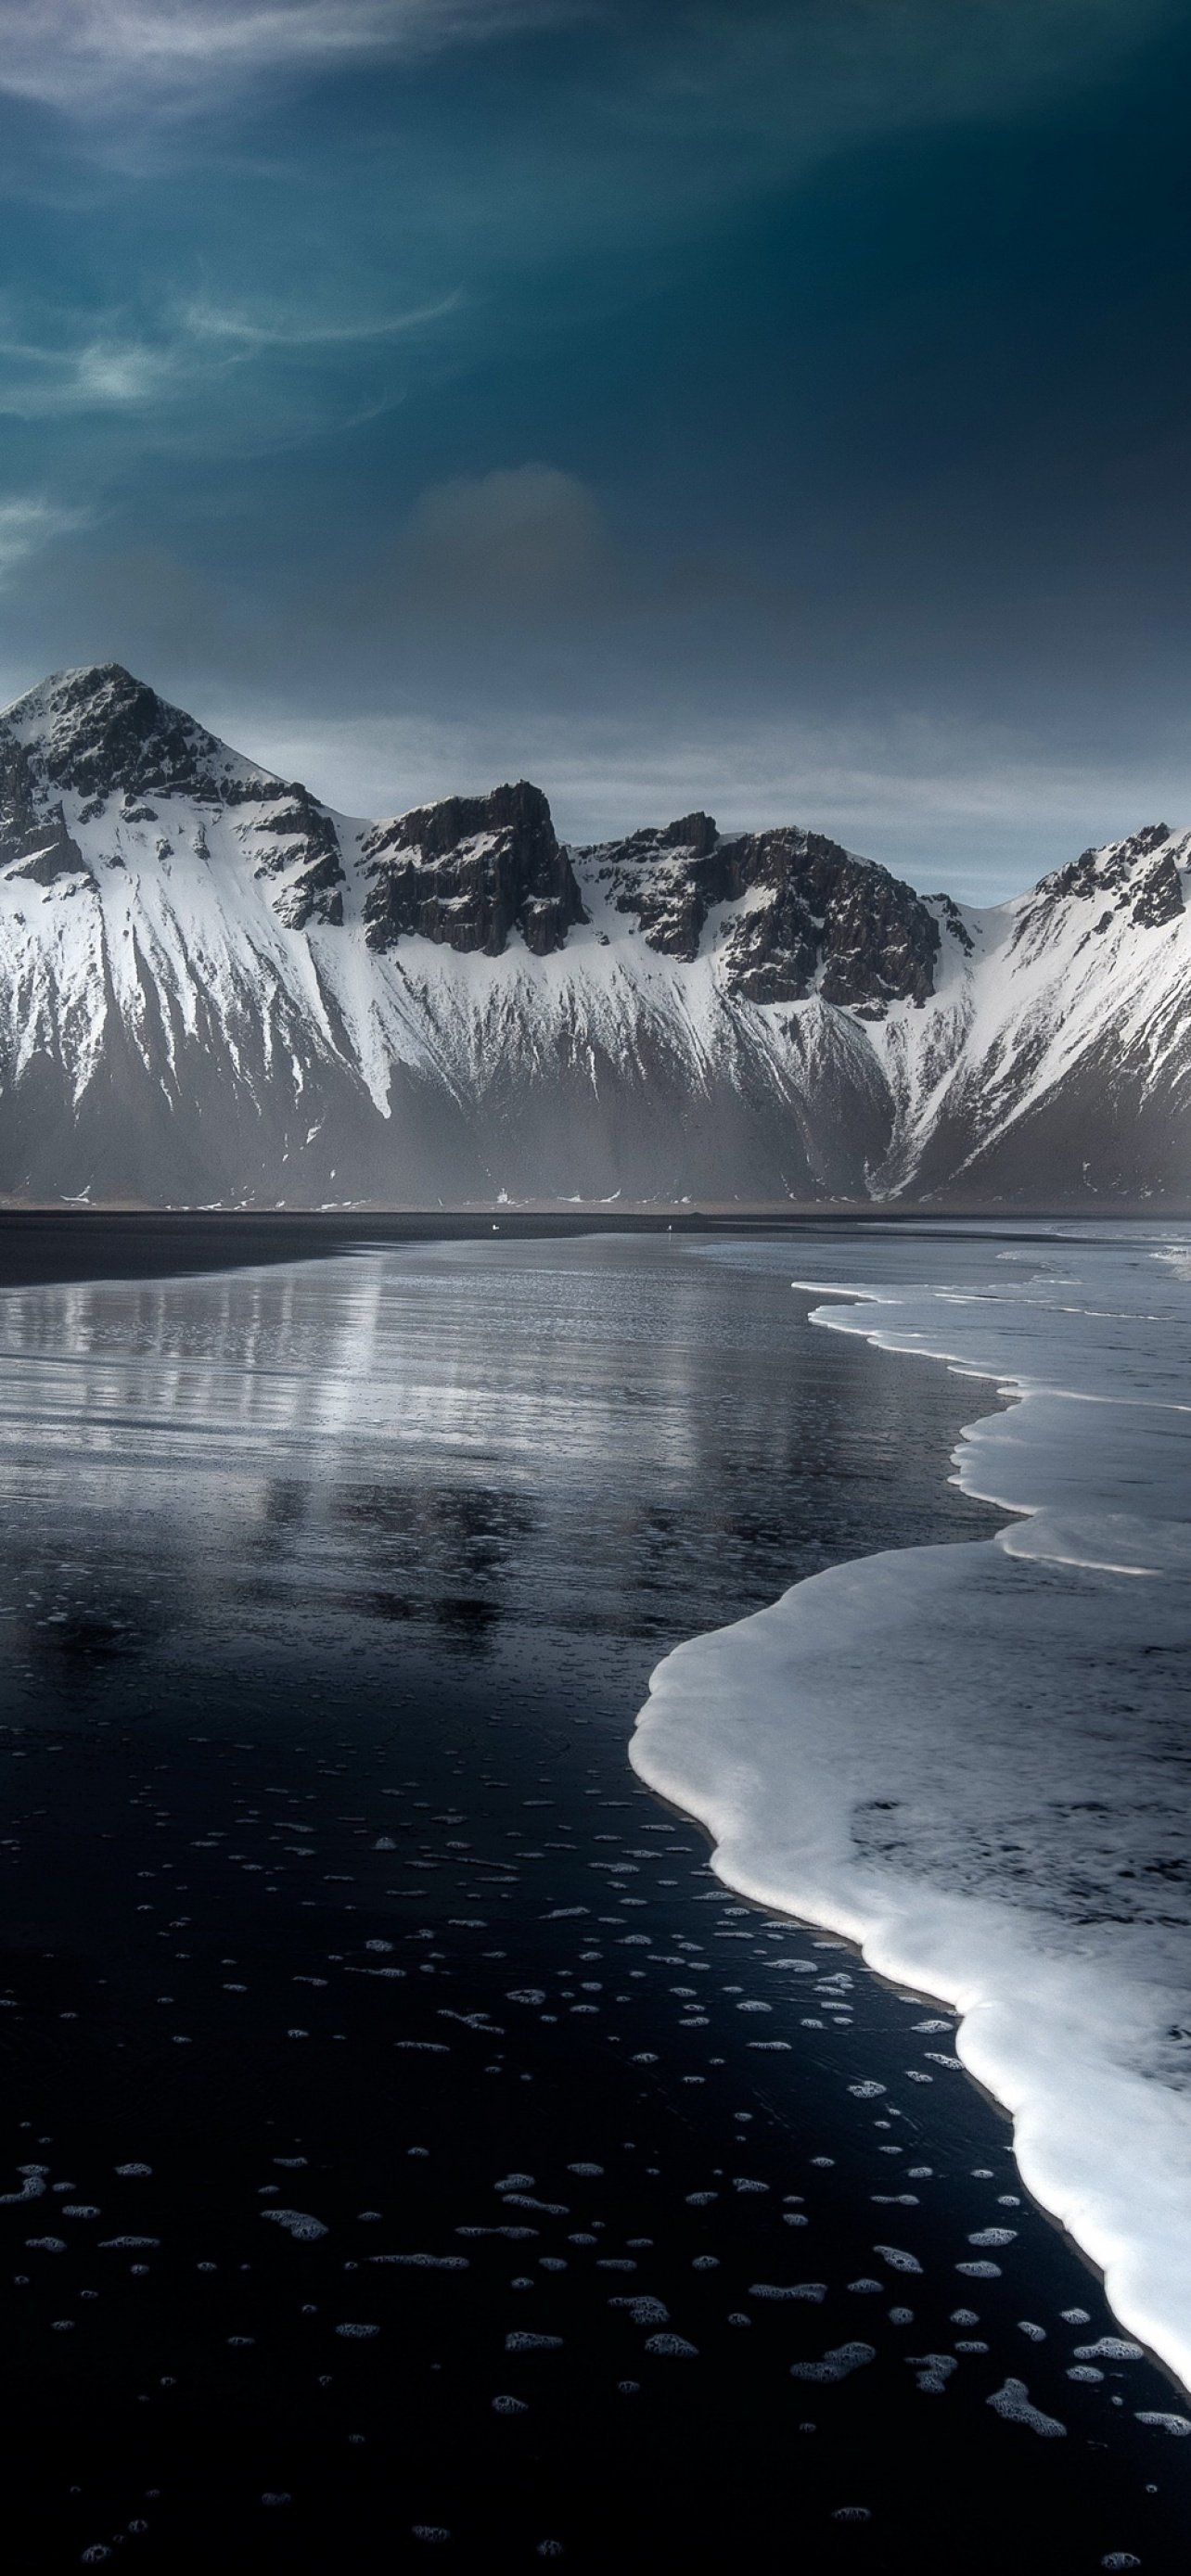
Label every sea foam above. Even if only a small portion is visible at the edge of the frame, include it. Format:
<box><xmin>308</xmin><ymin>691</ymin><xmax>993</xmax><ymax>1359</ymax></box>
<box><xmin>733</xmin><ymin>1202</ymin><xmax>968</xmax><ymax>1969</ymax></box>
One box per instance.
<box><xmin>632</xmin><ymin>1225</ymin><xmax>1191</xmax><ymax>2391</ymax></box>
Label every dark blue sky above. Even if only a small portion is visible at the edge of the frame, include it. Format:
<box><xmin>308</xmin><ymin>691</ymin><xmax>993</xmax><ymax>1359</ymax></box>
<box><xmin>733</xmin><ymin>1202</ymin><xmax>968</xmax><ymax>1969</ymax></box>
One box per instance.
<box><xmin>1</xmin><ymin>0</ymin><xmax>1189</xmax><ymax>893</ymax></box>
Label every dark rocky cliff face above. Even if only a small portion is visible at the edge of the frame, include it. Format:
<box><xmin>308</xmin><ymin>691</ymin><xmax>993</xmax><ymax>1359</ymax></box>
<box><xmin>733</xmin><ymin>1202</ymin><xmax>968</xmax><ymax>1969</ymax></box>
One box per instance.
<box><xmin>241</xmin><ymin>788</ymin><xmax>346</xmax><ymax>930</ymax></box>
<box><xmin>1035</xmin><ymin>823</ymin><xmax>1185</xmax><ymax>937</ymax></box>
<box><xmin>583</xmin><ymin>812</ymin><xmax>940</xmax><ymax>1013</ymax></box>
<box><xmin>360</xmin><ymin>794</ymin><xmax>939</xmax><ymax>1001</ymax></box>
<box><xmin>0</xmin><ymin>740</ymin><xmax>86</xmax><ymax>886</ymax></box>
<box><xmin>361</xmin><ymin>781</ymin><xmax>585</xmax><ymax>958</ymax></box>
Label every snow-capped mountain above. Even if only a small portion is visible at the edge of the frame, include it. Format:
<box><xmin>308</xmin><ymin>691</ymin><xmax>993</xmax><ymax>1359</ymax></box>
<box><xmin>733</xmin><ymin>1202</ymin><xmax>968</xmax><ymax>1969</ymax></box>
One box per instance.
<box><xmin>0</xmin><ymin>663</ymin><xmax>1186</xmax><ymax>1207</ymax></box>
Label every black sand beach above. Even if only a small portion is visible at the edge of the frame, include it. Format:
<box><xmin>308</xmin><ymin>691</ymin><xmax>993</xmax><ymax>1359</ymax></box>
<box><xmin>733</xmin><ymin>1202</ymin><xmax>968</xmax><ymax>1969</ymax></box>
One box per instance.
<box><xmin>0</xmin><ymin>1222</ymin><xmax>1186</xmax><ymax>2572</ymax></box>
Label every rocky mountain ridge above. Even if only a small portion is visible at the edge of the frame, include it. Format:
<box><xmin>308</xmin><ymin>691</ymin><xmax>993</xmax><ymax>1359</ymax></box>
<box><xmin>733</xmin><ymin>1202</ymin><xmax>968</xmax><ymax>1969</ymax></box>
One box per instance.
<box><xmin>360</xmin><ymin>780</ymin><xmax>584</xmax><ymax>959</ymax></box>
<box><xmin>0</xmin><ymin>664</ymin><xmax>1186</xmax><ymax>1208</ymax></box>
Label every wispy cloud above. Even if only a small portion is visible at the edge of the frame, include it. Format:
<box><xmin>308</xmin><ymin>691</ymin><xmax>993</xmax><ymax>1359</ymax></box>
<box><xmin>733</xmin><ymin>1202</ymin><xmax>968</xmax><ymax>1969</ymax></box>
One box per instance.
<box><xmin>0</xmin><ymin>319</ymin><xmax>200</xmax><ymax>417</ymax></box>
<box><xmin>180</xmin><ymin>289</ymin><xmax>462</xmax><ymax>350</ymax></box>
<box><xmin>0</xmin><ymin>496</ymin><xmax>88</xmax><ymax>583</ymax></box>
<box><xmin>0</xmin><ymin>277</ymin><xmax>460</xmax><ymax>427</ymax></box>
<box><xmin>0</xmin><ymin>237</ymin><xmax>467</xmax><ymax>434</ymax></box>
<box><xmin>0</xmin><ymin>1</ymin><xmax>1165</xmax><ymax>158</ymax></box>
<box><xmin>0</xmin><ymin>1</ymin><xmax>570</xmax><ymax>115</ymax></box>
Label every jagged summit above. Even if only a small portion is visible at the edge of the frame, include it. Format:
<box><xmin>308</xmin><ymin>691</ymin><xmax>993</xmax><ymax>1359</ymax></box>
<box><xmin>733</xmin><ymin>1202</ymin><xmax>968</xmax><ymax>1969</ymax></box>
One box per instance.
<box><xmin>581</xmin><ymin>810</ymin><xmax>940</xmax><ymax>1008</ymax></box>
<box><xmin>0</xmin><ymin>665</ymin><xmax>1186</xmax><ymax>1206</ymax></box>
<box><xmin>0</xmin><ymin>663</ymin><xmax>350</xmax><ymax>929</ymax></box>
<box><xmin>1030</xmin><ymin>822</ymin><xmax>1187</xmax><ymax>935</ymax></box>
<box><xmin>0</xmin><ymin>663</ymin><xmax>270</xmax><ymax>806</ymax></box>
<box><xmin>361</xmin><ymin>780</ymin><xmax>585</xmax><ymax>960</ymax></box>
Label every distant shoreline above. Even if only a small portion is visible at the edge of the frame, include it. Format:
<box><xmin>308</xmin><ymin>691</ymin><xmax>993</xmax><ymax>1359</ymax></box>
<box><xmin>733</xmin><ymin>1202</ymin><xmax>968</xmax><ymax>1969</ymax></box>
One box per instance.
<box><xmin>0</xmin><ymin>1201</ymin><xmax>1185</xmax><ymax>1294</ymax></box>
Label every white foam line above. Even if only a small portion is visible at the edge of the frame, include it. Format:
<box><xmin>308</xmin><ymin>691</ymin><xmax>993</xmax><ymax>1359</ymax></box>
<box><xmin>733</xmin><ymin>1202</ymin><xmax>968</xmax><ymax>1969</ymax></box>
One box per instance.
<box><xmin>632</xmin><ymin>1236</ymin><xmax>1191</xmax><ymax>2394</ymax></box>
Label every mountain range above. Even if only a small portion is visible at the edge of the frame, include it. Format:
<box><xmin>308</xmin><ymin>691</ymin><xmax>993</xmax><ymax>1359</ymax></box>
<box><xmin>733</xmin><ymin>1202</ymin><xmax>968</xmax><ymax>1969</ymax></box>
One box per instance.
<box><xmin>0</xmin><ymin>663</ymin><xmax>1186</xmax><ymax>1208</ymax></box>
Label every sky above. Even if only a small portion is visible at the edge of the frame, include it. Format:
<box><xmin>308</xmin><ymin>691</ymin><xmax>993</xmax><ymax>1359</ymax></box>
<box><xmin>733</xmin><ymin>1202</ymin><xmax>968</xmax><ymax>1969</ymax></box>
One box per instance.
<box><xmin>0</xmin><ymin>0</ymin><xmax>1189</xmax><ymax>897</ymax></box>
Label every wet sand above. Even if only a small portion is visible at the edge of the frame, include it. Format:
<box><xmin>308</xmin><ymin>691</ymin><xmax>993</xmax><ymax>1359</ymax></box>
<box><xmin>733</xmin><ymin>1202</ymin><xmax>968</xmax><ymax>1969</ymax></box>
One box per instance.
<box><xmin>0</xmin><ymin>1227</ymin><xmax>1185</xmax><ymax>2571</ymax></box>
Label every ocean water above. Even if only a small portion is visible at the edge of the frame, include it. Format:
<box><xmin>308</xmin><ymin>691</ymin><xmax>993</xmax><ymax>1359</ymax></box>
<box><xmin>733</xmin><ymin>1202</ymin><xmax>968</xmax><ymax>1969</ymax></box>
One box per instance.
<box><xmin>637</xmin><ymin>1222</ymin><xmax>1191</xmax><ymax>2391</ymax></box>
<box><xmin>0</xmin><ymin>1224</ymin><xmax>1187</xmax><ymax>2573</ymax></box>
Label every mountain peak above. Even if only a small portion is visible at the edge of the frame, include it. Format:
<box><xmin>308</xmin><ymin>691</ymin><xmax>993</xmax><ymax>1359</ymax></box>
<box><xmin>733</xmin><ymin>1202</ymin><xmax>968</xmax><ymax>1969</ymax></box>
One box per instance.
<box><xmin>1034</xmin><ymin>821</ymin><xmax>1187</xmax><ymax>935</ymax></box>
<box><xmin>0</xmin><ymin>664</ymin><xmax>271</xmax><ymax>810</ymax></box>
<box><xmin>5</xmin><ymin>660</ymin><xmax>170</xmax><ymax>737</ymax></box>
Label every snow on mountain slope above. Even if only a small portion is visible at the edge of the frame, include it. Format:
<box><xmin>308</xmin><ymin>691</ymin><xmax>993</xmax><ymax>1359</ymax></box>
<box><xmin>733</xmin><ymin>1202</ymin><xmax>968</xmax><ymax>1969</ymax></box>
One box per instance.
<box><xmin>876</xmin><ymin>829</ymin><xmax>1191</xmax><ymax>1204</ymax></box>
<box><xmin>0</xmin><ymin>663</ymin><xmax>1186</xmax><ymax>1206</ymax></box>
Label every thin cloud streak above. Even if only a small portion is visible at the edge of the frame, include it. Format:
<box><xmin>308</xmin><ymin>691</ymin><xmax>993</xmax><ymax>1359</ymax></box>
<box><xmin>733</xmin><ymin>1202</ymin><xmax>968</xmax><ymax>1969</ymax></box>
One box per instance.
<box><xmin>0</xmin><ymin>326</ymin><xmax>213</xmax><ymax>416</ymax></box>
<box><xmin>0</xmin><ymin>497</ymin><xmax>89</xmax><ymax>583</ymax></box>
<box><xmin>0</xmin><ymin>282</ymin><xmax>458</xmax><ymax>426</ymax></box>
<box><xmin>0</xmin><ymin>0</ymin><xmax>571</xmax><ymax>113</ymax></box>
<box><xmin>0</xmin><ymin>2</ymin><xmax>1166</xmax><ymax>175</ymax></box>
<box><xmin>180</xmin><ymin>290</ymin><xmax>463</xmax><ymax>349</ymax></box>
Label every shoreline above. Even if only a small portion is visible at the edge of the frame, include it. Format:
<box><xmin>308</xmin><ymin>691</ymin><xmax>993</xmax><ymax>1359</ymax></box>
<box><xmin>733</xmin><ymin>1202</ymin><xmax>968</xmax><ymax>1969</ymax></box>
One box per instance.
<box><xmin>632</xmin><ymin>1232</ymin><xmax>1191</xmax><ymax>2398</ymax></box>
<box><xmin>652</xmin><ymin>1782</ymin><xmax>1176</xmax><ymax>2380</ymax></box>
<box><xmin>1</xmin><ymin>1201</ymin><xmax>1183</xmax><ymax>1302</ymax></box>
<box><xmin>4</xmin><ymin>1198</ymin><xmax>1191</xmax><ymax>1224</ymax></box>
